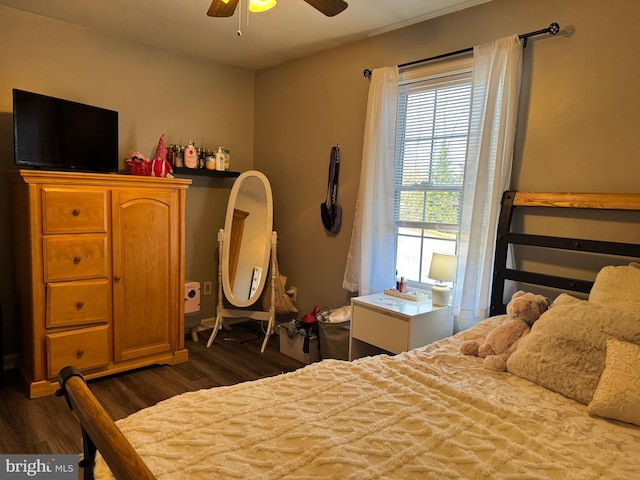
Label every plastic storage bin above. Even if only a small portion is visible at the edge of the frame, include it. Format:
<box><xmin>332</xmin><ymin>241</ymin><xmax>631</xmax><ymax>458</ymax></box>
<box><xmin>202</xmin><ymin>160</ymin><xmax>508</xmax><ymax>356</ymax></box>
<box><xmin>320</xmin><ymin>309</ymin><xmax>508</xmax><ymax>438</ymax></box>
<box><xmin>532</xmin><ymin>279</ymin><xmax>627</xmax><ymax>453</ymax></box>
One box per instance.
<box><xmin>316</xmin><ymin>306</ymin><xmax>351</xmax><ymax>361</ymax></box>
<box><xmin>278</xmin><ymin>324</ymin><xmax>320</xmax><ymax>364</ymax></box>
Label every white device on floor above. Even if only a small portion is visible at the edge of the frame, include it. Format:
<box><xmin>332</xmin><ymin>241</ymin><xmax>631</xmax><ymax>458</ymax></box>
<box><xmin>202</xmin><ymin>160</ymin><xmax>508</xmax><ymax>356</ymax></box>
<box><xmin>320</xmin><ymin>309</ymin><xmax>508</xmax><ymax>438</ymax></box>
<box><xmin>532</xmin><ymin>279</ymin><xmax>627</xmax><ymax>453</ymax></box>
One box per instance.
<box><xmin>185</xmin><ymin>281</ymin><xmax>201</xmax><ymax>341</ymax></box>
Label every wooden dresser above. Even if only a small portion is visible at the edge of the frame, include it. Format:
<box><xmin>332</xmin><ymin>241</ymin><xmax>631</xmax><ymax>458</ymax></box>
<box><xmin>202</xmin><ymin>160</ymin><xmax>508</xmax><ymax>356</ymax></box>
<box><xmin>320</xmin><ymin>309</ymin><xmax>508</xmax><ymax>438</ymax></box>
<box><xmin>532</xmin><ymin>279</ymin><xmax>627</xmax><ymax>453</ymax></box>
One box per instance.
<box><xmin>9</xmin><ymin>170</ymin><xmax>191</xmax><ymax>398</ymax></box>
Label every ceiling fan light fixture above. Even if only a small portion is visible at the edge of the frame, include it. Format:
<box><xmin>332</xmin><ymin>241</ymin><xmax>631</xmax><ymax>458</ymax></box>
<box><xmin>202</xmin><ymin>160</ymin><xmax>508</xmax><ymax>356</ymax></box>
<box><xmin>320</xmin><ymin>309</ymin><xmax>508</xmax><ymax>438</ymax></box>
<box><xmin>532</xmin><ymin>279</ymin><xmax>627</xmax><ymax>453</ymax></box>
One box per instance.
<box><xmin>249</xmin><ymin>0</ymin><xmax>276</xmax><ymax>13</ymax></box>
<box><xmin>207</xmin><ymin>0</ymin><xmax>346</xmax><ymax>19</ymax></box>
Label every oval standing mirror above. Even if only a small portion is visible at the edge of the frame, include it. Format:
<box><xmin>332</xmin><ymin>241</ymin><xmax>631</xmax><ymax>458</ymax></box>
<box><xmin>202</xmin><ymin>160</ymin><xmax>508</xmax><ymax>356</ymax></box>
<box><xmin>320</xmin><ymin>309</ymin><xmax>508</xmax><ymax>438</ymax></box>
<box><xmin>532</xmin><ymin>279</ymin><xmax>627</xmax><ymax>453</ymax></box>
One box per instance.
<box><xmin>221</xmin><ymin>170</ymin><xmax>273</xmax><ymax>308</ymax></box>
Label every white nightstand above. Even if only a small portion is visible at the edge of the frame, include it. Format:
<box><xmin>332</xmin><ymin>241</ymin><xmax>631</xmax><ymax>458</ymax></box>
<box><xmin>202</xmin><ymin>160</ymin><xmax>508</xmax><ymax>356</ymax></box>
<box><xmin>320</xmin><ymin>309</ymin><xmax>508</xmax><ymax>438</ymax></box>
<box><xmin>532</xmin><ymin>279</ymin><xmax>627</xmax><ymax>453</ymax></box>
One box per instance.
<box><xmin>349</xmin><ymin>293</ymin><xmax>453</xmax><ymax>360</ymax></box>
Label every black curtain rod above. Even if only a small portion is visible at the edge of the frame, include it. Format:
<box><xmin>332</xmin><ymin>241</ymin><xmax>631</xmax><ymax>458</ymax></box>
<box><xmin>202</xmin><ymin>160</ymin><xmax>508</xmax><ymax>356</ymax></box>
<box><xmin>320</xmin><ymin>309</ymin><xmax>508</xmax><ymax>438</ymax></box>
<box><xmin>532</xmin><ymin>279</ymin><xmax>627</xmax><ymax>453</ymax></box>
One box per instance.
<box><xmin>363</xmin><ymin>22</ymin><xmax>560</xmax><ymax>79</ymax></box>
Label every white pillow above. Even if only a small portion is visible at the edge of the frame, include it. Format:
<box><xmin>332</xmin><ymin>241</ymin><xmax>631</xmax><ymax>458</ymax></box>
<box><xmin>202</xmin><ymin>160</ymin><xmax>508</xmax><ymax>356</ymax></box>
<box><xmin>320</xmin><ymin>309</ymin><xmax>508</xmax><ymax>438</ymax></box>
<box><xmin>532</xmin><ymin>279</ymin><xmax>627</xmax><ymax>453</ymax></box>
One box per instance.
<box><xmin>507</xmin><ymin>294</ymin><xmax>640</xmax><ymax>405</ymax></box>
<box><xmin>588</xmin><ymin>338</ymin><xmax>640</xmax><ymax>426</ymax></box>
<box><xmin>589</xmin><ymin>263</ymin><xmax>640</xmax><ymax>315</ymax></box>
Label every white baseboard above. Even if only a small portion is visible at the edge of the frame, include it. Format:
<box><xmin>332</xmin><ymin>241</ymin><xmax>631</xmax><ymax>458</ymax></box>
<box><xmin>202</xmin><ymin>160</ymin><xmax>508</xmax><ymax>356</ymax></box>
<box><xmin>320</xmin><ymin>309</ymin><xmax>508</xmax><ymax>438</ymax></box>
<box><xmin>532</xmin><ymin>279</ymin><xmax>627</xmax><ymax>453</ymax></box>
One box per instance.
<box><xmin>191</xmin><ymin>316</ymin><xmax>280</xmax><ymax>334</ymax></box>
<box><xmin>197</xmin><ymin>317</ymin><xmax>216</xmax><ymax>331</ymax></box>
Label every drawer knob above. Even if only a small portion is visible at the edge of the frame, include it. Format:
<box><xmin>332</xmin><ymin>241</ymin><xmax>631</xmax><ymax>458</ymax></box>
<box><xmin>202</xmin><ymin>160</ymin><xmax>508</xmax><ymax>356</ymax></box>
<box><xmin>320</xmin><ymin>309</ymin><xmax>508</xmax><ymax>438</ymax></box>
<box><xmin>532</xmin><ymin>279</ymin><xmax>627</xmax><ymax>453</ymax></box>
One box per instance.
<box><xmin>76</xmin><ymin>349</ymin><xmax>85</xmax><ymax>358</ymax></box>
<box><xmin>76</xmin><ymin>301</ymin><xmax>84</xmax><ymax>310</ymax></box>
<box><xmin>72</xmin><ymin>208</ymin><xmax>81</xmax><ymax>217</ymax></box>
<box><xmin>73</xmin><ymin>256</ymin><xmax>82</xmax><ymax>265</ymax></box>
<box><xmin>114</xmin><ymin>276</ymin><xmax>121</xmax><ymax>283</ymax></box>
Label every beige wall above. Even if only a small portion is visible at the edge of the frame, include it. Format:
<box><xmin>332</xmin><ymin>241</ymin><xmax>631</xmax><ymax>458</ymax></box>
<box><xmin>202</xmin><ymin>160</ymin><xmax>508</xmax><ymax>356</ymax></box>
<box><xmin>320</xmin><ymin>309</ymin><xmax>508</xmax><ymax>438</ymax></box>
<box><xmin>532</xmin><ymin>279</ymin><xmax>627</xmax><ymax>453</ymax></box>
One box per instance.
<box><xmin>254</xmin><ymin>0</ymin><xmax>640</xmax><ymax>315</ymax></box>
<box><xmin>0</xmin><ymin>6</ymin><xmax>254</xmax><ymax>356</ymax></box>
<box><xmin>2</xmin><ymin>0</ymin><xmax>640</xmax><ymax>358</ymax></box>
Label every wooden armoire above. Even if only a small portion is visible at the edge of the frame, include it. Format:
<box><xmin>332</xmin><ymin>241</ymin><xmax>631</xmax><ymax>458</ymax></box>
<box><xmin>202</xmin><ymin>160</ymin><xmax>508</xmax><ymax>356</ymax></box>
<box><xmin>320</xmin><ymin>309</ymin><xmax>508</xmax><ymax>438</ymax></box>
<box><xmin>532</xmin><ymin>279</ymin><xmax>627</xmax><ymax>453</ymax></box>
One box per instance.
<box><xmin>10</xmin><ymin>170</ymin><xmax>191</xmax><ymax>398</ymax></box>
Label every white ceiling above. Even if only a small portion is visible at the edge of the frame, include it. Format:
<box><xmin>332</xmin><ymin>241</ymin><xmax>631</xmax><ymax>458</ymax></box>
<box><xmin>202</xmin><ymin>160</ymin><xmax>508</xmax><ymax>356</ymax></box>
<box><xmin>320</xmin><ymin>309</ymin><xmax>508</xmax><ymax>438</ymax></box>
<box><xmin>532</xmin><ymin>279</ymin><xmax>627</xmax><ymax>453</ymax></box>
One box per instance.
<box><xmin>0</xmin><ymin>0</ymin><xmax>492</xmax><ymax>70</ymax></box>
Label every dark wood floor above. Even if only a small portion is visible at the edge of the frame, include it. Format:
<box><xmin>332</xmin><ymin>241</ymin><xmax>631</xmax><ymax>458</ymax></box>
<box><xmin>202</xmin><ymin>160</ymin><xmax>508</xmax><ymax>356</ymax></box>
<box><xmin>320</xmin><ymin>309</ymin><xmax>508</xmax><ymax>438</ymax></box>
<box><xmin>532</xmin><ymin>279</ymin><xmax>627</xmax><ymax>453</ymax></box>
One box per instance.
<box><xmin>0</xmin><ymin>322</ymin><xmax>305</xmax><ymax>455</ymax></box>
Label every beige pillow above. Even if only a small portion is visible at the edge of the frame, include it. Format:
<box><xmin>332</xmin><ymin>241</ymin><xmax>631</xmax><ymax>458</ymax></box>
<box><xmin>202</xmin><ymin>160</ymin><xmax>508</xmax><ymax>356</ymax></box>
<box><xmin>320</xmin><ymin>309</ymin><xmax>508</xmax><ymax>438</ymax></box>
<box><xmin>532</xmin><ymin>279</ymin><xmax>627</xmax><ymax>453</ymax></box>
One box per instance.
<box><xmin>507</xmin><ymin>294</ymin><xmax>640</xmax><ymax>405</ymax></box>
<box><xmin>588</xmin><ymin>338</ymin><xmax>640</xmax><ymax>426</ymax></box>
<box><xmin>589</xmin><ymin>263</ymin><xmax>640</xmax><ymax>315</ymax></box>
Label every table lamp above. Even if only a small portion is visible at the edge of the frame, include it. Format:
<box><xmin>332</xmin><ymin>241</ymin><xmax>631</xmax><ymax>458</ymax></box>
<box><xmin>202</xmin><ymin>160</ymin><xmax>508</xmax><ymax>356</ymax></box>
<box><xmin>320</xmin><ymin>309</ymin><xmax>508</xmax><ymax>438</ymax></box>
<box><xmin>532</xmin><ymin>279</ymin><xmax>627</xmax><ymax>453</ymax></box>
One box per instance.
<box><xmin>428</xmin><ymin>253</ymin><xmax>457</xmax><ymax>306</ymax></box>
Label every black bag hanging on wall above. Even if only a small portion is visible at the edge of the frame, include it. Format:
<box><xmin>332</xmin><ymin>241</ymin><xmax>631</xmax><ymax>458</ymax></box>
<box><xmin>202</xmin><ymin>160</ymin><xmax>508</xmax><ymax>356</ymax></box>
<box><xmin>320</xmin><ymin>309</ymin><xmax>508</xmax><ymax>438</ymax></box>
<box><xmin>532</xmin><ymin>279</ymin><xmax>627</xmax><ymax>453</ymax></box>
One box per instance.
<box><xmin>320</xmin><ymin>145</ymin><xmax>342</xmax><ymax>234</ymax></box>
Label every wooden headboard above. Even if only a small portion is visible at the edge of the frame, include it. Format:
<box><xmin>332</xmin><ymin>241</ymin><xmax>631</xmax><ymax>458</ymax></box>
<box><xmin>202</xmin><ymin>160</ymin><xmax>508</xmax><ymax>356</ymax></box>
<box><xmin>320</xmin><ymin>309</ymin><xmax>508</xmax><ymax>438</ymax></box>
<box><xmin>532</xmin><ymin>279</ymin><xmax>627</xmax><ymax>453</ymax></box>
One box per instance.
<box><xmin>489</xmin><ymin>191</ymin><xmax>640</xmax><ymax>316</ymax></box>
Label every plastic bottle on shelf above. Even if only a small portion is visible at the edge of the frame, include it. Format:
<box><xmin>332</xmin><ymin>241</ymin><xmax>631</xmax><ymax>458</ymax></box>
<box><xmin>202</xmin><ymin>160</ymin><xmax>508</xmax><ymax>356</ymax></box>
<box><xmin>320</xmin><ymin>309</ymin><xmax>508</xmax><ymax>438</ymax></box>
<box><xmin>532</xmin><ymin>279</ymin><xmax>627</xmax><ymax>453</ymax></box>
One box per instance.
<box><xmin>205</xmin><ymin>149</ymin><xmax>216</xmax><ymax>170</ymax></box>
<box><xmin>215</xmin><ymin>147</ymin><xmax>226</xmax><ymax>171</ymax></box>
<box><xmin>184</xmin><ymin>142</ymin><xmax>198</xmax><ymax>169</ymax></box>
<box><xmin>166</xmin><ymin>144</ymin><xmax>175</xmax><ymax>167</ymax></box>
<box><xmin>175</xmin><ymin>146</ymin><xmax>184</xmax><ymax>167</ymax></box>
<box><xmin>223</xmin><ymin>148</ymin><xmax>230</xmax><ymax>170</ymax></box>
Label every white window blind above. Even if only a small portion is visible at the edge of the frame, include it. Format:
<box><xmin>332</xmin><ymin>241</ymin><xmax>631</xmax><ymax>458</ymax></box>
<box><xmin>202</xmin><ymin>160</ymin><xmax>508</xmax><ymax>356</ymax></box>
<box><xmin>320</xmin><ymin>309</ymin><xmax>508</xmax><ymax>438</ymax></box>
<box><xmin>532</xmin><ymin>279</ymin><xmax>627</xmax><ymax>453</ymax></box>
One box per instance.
<box><xmin>395</xmin><ymin>60</ymin><xmax>472</xmax><ymax>286</ymax></box>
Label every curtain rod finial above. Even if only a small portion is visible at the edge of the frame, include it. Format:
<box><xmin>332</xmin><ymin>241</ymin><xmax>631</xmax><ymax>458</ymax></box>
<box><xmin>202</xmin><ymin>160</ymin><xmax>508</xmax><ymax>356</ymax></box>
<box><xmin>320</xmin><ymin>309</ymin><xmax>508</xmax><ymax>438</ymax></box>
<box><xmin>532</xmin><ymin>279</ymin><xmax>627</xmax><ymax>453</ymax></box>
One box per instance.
<box><xmin>363</xmin><ymin>69</ymin><xmax>372</xmax><ymax>79</ymax></box>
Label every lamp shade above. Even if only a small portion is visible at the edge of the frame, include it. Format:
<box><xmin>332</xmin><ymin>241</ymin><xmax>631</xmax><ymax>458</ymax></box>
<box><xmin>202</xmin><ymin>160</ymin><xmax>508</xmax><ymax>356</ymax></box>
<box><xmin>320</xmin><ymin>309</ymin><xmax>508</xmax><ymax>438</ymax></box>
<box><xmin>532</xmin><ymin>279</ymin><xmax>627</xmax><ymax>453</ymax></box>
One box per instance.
<box><xmin>428</xmin><ymin>253</ymin><xmax>457</xmax><ymax>283</ymax></box>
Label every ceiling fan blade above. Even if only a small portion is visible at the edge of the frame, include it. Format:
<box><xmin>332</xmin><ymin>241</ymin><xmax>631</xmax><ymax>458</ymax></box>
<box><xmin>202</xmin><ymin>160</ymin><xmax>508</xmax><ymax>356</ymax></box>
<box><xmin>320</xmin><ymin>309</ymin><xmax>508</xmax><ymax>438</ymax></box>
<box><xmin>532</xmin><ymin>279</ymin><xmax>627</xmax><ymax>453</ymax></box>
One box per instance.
<box><xmin>207</xmin><ymin>0</ymin><xmax>239</xmax><ymax>17</ymax></box>
<box><xmin>303</xmin><ymin>0</ymin><xmax>348</xmax><ymax>17</ymax></box>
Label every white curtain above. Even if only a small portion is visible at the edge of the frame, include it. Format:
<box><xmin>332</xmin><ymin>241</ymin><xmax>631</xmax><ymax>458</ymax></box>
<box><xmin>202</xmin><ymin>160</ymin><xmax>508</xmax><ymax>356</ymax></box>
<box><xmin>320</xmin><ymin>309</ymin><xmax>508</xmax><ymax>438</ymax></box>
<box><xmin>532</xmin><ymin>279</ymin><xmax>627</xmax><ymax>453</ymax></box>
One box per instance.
<box><xmin>452</xmin><ymin>35</ymin><xmax>523</xmax><ymax>331</ymax></box>
<box><xmin>343</xmin><ymin>66</ymin><xmax>398</xmax><ymax>295</ymax></box>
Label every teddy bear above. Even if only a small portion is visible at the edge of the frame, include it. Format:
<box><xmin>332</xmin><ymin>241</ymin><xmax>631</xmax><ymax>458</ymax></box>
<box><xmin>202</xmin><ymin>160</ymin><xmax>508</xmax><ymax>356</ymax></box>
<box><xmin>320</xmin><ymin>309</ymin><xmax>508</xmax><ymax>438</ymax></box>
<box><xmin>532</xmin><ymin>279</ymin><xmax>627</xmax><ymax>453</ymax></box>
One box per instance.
<box><xmin>460</xmin><ymin>290</ymin><xmax>549</xmax><ymax>372</ymax></box>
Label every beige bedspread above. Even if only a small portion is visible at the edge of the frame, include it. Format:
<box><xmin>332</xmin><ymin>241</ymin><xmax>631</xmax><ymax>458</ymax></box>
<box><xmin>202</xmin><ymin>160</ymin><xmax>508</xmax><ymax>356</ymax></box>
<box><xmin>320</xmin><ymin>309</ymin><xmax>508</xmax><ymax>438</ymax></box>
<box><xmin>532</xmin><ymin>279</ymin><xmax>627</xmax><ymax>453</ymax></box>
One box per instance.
<box><xmin>95</xmin><ymin>317</ymin><xmax>640</xmax><ymax>479</ymax></box>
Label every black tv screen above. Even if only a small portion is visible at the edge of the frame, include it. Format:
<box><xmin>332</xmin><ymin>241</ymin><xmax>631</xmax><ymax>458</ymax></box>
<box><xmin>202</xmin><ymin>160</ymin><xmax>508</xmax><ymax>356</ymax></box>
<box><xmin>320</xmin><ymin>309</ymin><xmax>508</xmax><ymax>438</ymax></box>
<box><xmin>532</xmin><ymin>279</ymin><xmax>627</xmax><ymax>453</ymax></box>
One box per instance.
<box><xmin>13</xmin><ymin>89</ymin><xmax>119</xmax><ymax>173</ymax></box>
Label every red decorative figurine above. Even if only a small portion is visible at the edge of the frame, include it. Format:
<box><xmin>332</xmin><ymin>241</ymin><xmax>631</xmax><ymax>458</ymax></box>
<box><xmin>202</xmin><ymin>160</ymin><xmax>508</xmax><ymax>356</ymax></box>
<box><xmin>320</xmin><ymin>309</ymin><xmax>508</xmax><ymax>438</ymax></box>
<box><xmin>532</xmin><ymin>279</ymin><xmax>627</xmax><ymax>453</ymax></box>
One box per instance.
<box><xmin>151</xmin><ymin>134</ymin><xmax>173</xmax><ymax>178</ymax></box>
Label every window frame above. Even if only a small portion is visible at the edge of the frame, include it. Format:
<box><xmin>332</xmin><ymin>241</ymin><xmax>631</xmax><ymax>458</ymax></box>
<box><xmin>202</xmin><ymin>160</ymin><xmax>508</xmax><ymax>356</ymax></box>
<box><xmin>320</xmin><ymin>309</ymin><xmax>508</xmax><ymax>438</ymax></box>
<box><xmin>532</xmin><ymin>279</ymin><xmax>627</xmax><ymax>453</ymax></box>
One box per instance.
<box><xmin>394</xmin><ymin>57</ymin><xmax>474</xmax><ymax>291</ymax></box>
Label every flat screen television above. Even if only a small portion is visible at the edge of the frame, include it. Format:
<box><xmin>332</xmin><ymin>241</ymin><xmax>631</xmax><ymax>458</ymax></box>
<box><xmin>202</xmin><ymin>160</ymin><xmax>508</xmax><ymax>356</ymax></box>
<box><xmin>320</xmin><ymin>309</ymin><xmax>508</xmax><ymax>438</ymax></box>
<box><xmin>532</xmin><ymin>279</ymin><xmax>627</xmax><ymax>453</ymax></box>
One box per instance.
<box><xmin>13</xmin><ymin>89</ymin><xmax>119</xmax><ymax>173</ymax></box>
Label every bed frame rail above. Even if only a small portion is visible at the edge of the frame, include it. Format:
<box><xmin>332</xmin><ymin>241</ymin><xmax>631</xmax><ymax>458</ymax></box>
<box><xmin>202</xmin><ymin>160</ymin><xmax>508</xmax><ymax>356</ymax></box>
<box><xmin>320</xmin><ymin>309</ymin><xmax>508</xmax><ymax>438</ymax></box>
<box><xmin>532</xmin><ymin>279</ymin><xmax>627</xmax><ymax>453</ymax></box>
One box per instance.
<box><xmin>489</xmin><ymin>191</ymin><xmax>640</xmax><ymax>316</ymax></box>
<box><xmin>57</xmin><ymin>366</ymin><xmax>156</xmax><ymax>480</ymax></box>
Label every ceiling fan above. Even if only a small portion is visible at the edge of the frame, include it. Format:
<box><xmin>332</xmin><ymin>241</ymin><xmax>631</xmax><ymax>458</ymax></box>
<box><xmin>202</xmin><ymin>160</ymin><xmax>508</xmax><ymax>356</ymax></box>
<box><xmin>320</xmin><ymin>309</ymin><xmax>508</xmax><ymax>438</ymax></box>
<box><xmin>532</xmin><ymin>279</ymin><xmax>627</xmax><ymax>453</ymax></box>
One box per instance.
<box><xmin>207</xmin><ymin>0</ymin><xmax>348</xmax><ymax>18</ymax></box>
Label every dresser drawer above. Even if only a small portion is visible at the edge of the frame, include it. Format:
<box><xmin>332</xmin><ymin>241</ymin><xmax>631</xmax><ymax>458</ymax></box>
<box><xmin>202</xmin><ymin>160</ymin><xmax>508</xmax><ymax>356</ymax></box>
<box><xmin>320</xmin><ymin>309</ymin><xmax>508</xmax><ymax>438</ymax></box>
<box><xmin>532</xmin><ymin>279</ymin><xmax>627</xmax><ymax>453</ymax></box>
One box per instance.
<box><xmin>46</xmin><ymin>279</ymin><xmax>110</xmax><ymax>328</ymax></box>
<box><xmin>43</xmin><ymin>234</ymin><xmax>108</xmax><ymax>281</ymax></box>
<box><xmin>42</xmin><ymin>187</ymin><xmax>108</xmax><ymax>234</ymax></box>
<box><xmin>46</xmin><ymin>325</ymin><xmax>110</xmax><ymax>377</ymax></box>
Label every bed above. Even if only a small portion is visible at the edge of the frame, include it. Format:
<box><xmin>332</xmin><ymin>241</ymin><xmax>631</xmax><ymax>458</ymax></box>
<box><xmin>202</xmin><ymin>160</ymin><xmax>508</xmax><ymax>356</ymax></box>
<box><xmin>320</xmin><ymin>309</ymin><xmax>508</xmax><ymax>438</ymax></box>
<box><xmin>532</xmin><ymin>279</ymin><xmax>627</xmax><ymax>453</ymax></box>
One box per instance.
<box><xmin>57</xmin><ymin>191</ymin><xmax>640</xmax><ymax>479</ymax></box>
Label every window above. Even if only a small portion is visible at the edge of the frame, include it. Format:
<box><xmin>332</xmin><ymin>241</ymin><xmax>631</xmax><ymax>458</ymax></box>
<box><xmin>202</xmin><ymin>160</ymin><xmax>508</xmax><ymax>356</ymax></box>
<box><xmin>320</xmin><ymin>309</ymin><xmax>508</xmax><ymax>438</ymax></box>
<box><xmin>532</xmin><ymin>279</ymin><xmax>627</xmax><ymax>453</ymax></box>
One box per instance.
<box><xmin>394</xmin><ymin>59</ymin><xmax>473</xmax><ymax>289</ymax></box>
